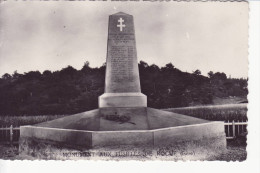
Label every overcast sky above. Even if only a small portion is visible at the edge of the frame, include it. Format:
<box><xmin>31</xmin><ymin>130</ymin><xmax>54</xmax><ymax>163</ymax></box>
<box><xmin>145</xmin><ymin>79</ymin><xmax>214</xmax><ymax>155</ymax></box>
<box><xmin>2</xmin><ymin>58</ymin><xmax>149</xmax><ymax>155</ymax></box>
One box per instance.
<box><xmin>0</xmin><ymin>1</ymin><xmax>248</xmax><ymax>78</ymax></box>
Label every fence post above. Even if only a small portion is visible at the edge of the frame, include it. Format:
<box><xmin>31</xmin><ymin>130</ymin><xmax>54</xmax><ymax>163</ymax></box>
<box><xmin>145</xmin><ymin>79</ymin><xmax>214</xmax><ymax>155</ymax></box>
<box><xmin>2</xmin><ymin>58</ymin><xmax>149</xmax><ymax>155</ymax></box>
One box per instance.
<box><xmin>232</xmin><ymin>120</ymin><xmax>235</xmax><ymax>138</ymax></box>
<box><xmin>10</xmin><ymin>125</ymin><xmax>13</xmax><ymax>146</ymax></box>
<box><xmin>237</xmin><ymin>120</ymin><xmax>240</xmax><ymax>135</ymax></box>
<box><xmin>5</xmin><ymin>125</ymin><xmax>7</xmax><ymax>141</ymax></box>
<box><xmin>241</xmin><ymin>120</ymin><xmax>244</xmax><ymax>132</ymax></box>
<box><xmin>227</xmin><ymin>120</ymin><xmax>230</xmax><ymax>137</ymax></box>
<box><xmin>0</xmin><ymin>125</ymin><xmax>2</xmax><ymax>141</ymax></box>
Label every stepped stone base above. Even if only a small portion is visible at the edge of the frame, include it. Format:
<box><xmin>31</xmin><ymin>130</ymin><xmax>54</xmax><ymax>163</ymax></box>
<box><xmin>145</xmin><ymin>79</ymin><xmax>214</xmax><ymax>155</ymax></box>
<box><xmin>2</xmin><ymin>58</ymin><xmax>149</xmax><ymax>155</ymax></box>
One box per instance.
<box><xmin>19</xmin><ymin>108</ymin><xmax>226</xmax><ymax>159</ymax></box>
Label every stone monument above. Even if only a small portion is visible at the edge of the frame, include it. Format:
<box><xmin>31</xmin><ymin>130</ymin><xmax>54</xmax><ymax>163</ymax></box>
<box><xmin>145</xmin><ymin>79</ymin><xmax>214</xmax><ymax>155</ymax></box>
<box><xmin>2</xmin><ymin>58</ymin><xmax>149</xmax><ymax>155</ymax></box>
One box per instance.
<box><xmin>19</xmin><ymin>12</ymin><xmax>226</xmax><ymax>159</ymax></box>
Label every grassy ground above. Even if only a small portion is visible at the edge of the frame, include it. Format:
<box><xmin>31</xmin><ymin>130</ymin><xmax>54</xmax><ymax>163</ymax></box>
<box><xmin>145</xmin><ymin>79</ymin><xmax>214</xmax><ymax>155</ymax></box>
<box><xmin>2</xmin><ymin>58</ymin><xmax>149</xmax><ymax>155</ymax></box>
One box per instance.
<box><xmin>0</xmin><ymin>138</ymin><xmax>246</xmax><ymax>161</ymax></box>
<box><xmin>212</xmin><ymin>96</ymin><xmax>247</xmax><ymax>105</ymax></box>
<box><xmin>0</xmin><ymin>143</ymin><xmax>19</xmax><ymax>160</ymax></box>
<box><xmin>164</xmin><ymin>103</ymin><xmax>247</xmax><ymax>121</ymax></box>
<box><xmin>0</xmin><ymin>115</ymin><xmax>67</xmax><ymax>127</ymax></box>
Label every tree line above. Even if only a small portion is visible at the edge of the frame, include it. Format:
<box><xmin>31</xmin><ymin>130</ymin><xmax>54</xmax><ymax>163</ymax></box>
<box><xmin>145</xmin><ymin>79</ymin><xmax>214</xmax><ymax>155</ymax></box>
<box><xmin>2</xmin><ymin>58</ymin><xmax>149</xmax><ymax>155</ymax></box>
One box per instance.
<box><xmin>0</xmin><ymin>61</ymin><xmax>248</xmax><ymax>115</ymax></box>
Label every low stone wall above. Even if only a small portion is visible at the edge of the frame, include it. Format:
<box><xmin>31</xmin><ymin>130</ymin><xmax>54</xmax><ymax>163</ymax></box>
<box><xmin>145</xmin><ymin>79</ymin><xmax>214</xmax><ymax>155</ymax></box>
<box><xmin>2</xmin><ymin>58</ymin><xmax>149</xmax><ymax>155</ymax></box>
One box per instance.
<box><xmin>19</xmin><ymin>121</ymin><xmax>226</xmax><ymax>160</ymax></box>
<box><xmin>20</xmin><ymin>126</ymin><xmax>93</xmax><ymax>147</ymax></box>
<box><xmin>19</xmin><ymin>135</ymin><xmax>226</xmax><ymax>160</ymax></box>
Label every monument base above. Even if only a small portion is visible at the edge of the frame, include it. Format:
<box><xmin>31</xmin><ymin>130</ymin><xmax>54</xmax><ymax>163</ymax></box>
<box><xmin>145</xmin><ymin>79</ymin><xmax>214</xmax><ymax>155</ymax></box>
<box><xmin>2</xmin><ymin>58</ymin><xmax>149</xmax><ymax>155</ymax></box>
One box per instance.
<box><xmin>19</xmin><ymin>108</ymin><xmax>227</xmax><ymax>160</ymax></box>
<box><xmin>99</xmin><ymin>93</ymin><xmax>147</xmax><ymax>107</ymax></box>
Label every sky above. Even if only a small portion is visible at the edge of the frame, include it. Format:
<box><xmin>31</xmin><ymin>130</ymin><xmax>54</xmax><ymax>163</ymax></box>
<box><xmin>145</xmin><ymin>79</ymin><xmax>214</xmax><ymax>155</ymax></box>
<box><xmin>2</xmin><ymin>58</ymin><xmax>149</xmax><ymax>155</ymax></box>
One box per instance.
<box><xmin>0</xmin><ymin>1</ymin><xmax>248</xmax><ymax>78</ymax></box>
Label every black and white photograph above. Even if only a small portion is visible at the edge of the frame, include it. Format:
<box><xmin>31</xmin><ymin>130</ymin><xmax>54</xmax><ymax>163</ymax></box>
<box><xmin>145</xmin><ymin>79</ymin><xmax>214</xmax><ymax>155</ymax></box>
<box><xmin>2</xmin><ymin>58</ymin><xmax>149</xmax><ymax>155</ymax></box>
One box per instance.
<box><xmin>0</xmin><ymin>0</ymin><xmax>254</xmax><ymax>163</ymax></box>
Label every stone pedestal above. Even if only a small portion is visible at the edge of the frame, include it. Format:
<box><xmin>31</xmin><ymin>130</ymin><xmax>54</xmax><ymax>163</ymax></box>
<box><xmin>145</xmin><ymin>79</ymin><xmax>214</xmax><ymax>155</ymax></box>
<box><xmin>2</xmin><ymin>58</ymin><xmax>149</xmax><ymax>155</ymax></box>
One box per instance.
<box><xmin>99</xmin><ymin>93</ymin><xmax>147</xmax><ymax>107</ymax></box>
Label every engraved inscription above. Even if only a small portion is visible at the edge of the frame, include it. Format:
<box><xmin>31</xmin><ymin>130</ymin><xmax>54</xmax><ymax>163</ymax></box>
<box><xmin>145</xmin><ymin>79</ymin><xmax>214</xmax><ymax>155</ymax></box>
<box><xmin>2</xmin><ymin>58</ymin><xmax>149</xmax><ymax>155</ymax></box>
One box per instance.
<box><xmin>109</xmin><ymin>45</ymin><xmax>134</xmax><ymax>82</ymax></box>
<box><xmin>108</xmin><ymin>33</ymin><xmax>136</xmax><ymax>83</ymax></box>
<box><xmin>109</xmin><ymin>34</ymin><xmax>135</xmax><ymax>44</ymax></box>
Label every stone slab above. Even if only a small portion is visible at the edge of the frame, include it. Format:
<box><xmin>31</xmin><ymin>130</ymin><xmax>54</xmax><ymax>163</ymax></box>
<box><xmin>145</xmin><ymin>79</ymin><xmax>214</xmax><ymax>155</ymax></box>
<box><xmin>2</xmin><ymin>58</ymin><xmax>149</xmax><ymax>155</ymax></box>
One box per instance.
<box><xmin>147</xmin><ymin>108</ymin><xmax>209</xmax><ymax>129</ymax></box>
<box><xmin>32</xmin><ymin>107</ymin><xmax>211</xmax><ymax>131</ymax></box>
<box><xmin>99</xmin><ymin>93</ymin><xmax>147</xmax><ymax>107</ymax></box>
<box><xmin>20</xmin><ymin>126</ymin><xmax>92</xmax><ymax>147</ymax></box>
<box><xmin>99</xmin><ymin>107</ymin><xmax>149</xmax><ymax>131</ymax></box>
<box><xmin>92</xmin><ymin>131</ymin><xmax>153</xmax><ymax>147</ymax></box>
<box><xmin>153</xmin><ymin>121</ymin><xmax>226</xmax><ymax>146</ymax></box>
<box><xmin>35</xmin><ymin>109</ymin><xmax>100</xmax><ymax>131</ymax></box>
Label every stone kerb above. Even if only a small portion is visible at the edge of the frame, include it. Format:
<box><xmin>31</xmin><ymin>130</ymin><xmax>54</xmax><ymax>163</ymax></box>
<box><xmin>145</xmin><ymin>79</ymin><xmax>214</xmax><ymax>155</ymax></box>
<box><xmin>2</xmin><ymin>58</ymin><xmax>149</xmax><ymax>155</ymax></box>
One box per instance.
<box><xmin>20</xmin><ymin>126</ymin><xmax>93</xmax><ymax>147</ymax></box>
<box><xmin>152</xmin><ymin>121</ymin><xmax>226</xmax><ymax>146</ymax></box>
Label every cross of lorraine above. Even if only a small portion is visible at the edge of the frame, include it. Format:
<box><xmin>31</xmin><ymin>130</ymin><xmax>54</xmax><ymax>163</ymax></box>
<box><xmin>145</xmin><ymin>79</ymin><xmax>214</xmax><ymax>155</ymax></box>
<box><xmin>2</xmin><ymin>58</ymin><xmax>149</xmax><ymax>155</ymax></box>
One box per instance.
<box><xmin>117</xmin><ymin>18</ymin><xmax>126</xmax><ymax>32</ymax></box>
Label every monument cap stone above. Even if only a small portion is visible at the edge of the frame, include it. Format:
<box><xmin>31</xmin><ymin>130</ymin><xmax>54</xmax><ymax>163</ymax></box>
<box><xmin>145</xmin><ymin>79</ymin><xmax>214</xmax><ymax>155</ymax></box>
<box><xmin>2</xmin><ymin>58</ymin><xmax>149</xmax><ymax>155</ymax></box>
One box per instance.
<box><xmin>99</xmin><ymin>12</ymin><xmax>147</xmax><ymax>108</ymax></box>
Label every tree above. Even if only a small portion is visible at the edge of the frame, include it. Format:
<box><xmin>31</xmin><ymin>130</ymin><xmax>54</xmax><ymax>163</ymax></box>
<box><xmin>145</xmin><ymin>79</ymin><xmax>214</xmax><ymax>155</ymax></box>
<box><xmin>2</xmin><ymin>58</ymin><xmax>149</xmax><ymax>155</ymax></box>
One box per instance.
<box><xmin>24</xmin><ymin>71</ymin><xmax>42</xmax><ymax>80</ymax></box>
<box><xmin>193</xmin><ymin>69</ymin><xmax>201</xmax><ymax>75</ymax></box>
<box><xmin>139</xmin><ymin>61</ymin><xmax>149</xmax><ymax>69</ymax></box>
<box><xmin>43</xmin><ymin>70</ymin><xmax>52</xmax><ymax>76</ymax></box>
<box><xmin>60</xmin><ymin>65</ymin><xmax>77</xmax><ymax>78</ymax></box>
<box><xmin>12</xmin><ymin>70</ymin><xmax>22</xmax><ymax>79</ymax></box>
<box><xmin>212</xmin><ymin>72</ymin><xmax>227</xmax><ymax>80</ymax></box>
<box><xmin>2</xmin><ymin>73</ymin><xmax>11</xmax><ymax>80</ymax></box>
<box><xmin>165</xmin><ymin>63</ymin><xmax>174</xmax><ymax>69</ymax></box>
<box><xmin>81</xmin><ymin>61</ymin><xmax>91</xmax><ymax>74</ymax></box>
<box><xmin>149</xmin><ymin>64</ymin><xmax>160</xmax><ymax>71</ymax></box>
<box><xmin>208</xmin><ymin>71</ymin><xmax>214</xmax><ymax>78</ymax></box>
<box><xmin>99</xmin><ymin>62</ymin><xmax>106</xmax><ymax>74</ymax></box>
<box><xmin>84</xmin><ymin>61</ymin><xmax>90</xmax><ymax>67</ymax></box>
<box><xmin>0</xmin><ymin>60</ymin><xmax>248</xmax><ymax>115</ymax></box>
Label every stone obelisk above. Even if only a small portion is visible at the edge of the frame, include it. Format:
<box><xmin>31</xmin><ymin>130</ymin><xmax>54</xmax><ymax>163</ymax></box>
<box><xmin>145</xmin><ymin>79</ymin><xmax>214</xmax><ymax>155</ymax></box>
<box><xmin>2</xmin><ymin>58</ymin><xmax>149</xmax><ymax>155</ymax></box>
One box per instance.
<box><xmin>99</xmin><ymin>12</ymin><xmax>147</xmax><ymax>108</ymax></box>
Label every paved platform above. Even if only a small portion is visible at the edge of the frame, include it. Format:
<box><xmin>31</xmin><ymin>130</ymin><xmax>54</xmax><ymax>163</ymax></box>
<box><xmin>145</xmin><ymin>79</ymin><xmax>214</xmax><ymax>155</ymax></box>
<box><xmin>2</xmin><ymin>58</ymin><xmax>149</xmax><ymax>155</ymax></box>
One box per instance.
<box><xmin>20</xmin><ymin>108</ymin><xmax>226</xmax><ymax>149</ymax></box>
<box><xmin>32</xmin><ymin>107</ymin><xmax>209</xmax><ymax>131</ymax></box>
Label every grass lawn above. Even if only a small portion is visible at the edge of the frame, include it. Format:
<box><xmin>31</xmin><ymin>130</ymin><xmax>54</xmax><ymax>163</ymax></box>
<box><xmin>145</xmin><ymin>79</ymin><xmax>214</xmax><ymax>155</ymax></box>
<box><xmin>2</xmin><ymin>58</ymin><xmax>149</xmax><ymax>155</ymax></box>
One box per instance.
<box><xmin>164</xmin><ymin>103</ymin><xmax>247</xmax><ymax>121</ymax></box>
<box><xmin>0</xmin><ymin>115</ymin><xmax>67</xmax><ymax>127</ymax></box>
